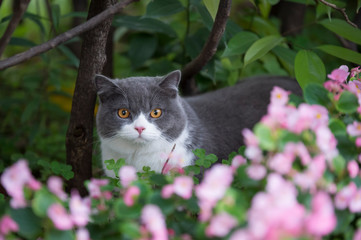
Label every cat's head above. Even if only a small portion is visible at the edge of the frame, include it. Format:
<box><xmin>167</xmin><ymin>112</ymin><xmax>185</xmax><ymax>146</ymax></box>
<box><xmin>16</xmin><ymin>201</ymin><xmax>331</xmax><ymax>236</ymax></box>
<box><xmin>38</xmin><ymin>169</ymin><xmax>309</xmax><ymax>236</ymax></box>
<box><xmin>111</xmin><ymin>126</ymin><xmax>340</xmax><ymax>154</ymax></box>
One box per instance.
<box><xmin>94</xmin><ymin>70</ymin><xmax>187</xmax><ymax>144</ymax></box>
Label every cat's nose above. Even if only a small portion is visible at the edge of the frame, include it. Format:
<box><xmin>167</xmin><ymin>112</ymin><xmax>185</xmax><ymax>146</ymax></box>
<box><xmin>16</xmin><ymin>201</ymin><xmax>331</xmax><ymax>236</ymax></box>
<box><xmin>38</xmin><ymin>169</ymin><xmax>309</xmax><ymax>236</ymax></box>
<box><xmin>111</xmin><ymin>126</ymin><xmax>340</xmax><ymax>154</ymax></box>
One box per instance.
<box><xmin>135</xmin><ymin>126</ymin><xmax>145</xmax><ymax>135</ymax></box>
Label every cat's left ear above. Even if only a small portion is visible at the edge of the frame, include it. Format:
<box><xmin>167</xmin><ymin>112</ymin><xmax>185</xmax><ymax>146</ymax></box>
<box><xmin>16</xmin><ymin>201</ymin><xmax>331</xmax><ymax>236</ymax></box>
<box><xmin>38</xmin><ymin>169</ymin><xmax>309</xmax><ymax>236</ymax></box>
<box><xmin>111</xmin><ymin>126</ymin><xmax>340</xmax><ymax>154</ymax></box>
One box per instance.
<box><xmin>159</xmin><ymin>70</ymin><xmax>181</xmax><ymax>97</ymax></box>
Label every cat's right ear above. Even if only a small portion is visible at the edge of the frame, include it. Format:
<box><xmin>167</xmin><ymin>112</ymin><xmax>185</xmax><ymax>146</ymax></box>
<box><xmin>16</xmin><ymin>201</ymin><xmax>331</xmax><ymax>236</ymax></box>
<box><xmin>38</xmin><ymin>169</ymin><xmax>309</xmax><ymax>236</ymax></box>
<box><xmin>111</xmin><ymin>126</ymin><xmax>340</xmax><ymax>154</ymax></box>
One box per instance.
<box><xmin>159</xmin><ymin>70</ymin><xmax>181</xmax><ymax>97</ymax></box>
<box><xmin>94</xmin><ymin>74</ymin><xmax>118</xmax><ymax>101</ymax></box>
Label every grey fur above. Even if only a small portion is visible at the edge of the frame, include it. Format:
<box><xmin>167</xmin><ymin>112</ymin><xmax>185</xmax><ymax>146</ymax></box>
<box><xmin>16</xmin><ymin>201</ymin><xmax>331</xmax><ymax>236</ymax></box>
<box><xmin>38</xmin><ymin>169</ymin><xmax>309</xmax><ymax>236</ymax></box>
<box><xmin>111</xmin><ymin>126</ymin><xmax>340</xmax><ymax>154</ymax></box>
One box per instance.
<box><xmin>95</xmin><ymin>70</ymin><xmax>302</xmax><ymax>164</ymax></box>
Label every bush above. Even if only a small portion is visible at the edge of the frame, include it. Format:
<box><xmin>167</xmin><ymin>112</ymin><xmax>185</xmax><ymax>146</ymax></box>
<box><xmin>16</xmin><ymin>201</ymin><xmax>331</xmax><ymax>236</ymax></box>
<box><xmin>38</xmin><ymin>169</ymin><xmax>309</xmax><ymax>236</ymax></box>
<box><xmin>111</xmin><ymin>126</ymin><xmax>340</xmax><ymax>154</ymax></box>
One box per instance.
<box><xmin>1</xmin><ymin>65</ymin><xmax>361</xmax><ymax>240</ymax></box>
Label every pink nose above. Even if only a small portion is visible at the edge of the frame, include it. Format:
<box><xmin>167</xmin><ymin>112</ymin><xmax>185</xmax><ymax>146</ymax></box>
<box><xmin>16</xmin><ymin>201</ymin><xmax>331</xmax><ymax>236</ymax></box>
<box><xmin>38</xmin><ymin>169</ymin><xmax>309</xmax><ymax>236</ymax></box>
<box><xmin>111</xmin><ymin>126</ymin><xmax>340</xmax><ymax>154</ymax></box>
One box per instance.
<box><xmin>135</xmin><ymin>127</ymin><xmax>145</xmax><ymax>135</ymax></box>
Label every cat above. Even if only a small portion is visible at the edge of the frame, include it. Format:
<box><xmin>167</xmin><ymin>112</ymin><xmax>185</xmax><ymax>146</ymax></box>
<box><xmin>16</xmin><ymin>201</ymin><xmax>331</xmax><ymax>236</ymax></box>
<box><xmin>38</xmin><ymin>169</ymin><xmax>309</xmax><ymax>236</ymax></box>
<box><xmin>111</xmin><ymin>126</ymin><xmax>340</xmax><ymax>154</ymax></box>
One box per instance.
<box><xmin>94</xmin><ymin>70</ymin><xmax>302</xmax><ymax>177</ymax></box>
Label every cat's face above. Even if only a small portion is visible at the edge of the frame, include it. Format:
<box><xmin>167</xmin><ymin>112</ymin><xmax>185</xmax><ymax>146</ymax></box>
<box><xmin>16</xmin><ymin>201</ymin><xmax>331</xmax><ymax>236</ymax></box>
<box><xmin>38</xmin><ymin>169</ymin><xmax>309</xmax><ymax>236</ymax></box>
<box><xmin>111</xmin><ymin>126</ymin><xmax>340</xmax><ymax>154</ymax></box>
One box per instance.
<box><xmin>94</xmin><ymin>71</ymin><xmax>186</xmax><ymax>145</ymax></box>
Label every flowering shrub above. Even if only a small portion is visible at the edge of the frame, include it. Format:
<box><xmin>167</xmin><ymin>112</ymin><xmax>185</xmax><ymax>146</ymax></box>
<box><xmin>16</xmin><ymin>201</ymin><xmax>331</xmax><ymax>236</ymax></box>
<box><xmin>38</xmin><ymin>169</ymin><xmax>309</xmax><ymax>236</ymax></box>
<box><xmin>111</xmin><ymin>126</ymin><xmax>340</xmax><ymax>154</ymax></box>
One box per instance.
<box><xmin>1</xmin><ymin>65</ymin><xmax>361</xmax><ymax>240</ymax></box>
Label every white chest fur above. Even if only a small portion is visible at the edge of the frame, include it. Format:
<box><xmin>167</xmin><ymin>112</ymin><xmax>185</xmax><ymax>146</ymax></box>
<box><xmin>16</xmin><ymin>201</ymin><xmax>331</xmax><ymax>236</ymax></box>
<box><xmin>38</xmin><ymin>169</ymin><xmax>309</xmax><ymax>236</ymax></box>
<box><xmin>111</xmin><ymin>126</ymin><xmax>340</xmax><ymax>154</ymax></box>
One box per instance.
<box><xmin>99</xmin><ymin>114</ymin><xmax>194</xmax><ymax>177</ymax></box>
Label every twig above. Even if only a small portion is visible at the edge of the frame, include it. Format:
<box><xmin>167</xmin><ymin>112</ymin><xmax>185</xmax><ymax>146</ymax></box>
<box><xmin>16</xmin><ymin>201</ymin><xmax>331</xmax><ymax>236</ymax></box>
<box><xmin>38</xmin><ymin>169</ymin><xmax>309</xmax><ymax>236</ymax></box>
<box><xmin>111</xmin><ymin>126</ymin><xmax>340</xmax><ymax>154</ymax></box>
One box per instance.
<box><xmin>316</xmin><ymin>0</ymin><xmax>358</xmax><ymax>28</ymax></box>
<box><xmin>180</xmin><ymin>0</ymin><xmax>232</xmax><ymax>95</ymax></box>
<box><xmin>0</xmin><ymin>0</ymin><xmax>138</xmax><ymax>70</ymax></box>
<box><xmin>161</xmin><ymin>144</ymin><xmax>177</xmax><ymax>174</ymax></box>
<box><xmin>0</xmin><ymin>0</ymin><xmax>30</xmax><ymax>57</ymax></box>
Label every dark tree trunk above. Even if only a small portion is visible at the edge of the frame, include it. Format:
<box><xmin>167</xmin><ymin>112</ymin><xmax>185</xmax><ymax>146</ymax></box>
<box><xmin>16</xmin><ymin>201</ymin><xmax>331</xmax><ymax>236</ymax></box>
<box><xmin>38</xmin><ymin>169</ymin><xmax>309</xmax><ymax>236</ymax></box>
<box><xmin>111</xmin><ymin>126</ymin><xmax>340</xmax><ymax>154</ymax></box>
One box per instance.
<box><xmin>102</xmin><ymin>26</ymin><xmax>114</xmax><ymax>78</ymax></box>
<box><xmin>66</xmin><ymin>0</ymin><xmax>115</xmax><ymax>195</ymax></box>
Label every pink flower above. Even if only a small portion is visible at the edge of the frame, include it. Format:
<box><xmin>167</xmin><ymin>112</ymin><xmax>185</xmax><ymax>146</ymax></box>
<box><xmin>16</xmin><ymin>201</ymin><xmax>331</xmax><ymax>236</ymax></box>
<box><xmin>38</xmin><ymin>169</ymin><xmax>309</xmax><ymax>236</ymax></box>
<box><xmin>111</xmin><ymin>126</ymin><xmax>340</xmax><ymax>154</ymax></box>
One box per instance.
<box><xmin>195</xmin><ymin>165</ymin><xmax>233</xmax><ymax>221</ymax></box>
<box><xmin>334</xmin><ymin>182</ymin><xmax>357</xmax><ymax>210</ymax></box>
<box><xmin>47</xmin><ymin>176</ymin><xmax>67</xmax><ymax>201</ymax></box>
<box><xmin>48</xmin><ymin>203</ymin><xmax>73</xmax><ymax>230</ymax></box>
<box><xmin>124</xmin><ymin>186</ymin><xmax>140</xmax><ymax>206</ymax></box>
<box><xmin>315</xmin><ymin>126</ymin><xmax>338</xmax><ymax>161</ymax></box>
<box><xmin>246</xmin><ymin>164</ymin><xmax>266</xmax><ymax>180</ymax></box>
<box><xmin>161</xmin><ymin>184</ymin><xmax>174</xmax><ymax>199</ymax></box>
<box><xmin>231</xmin><ymin>155</ymin><xmax>246</xmax><ymax>170</ymax></box>
<box><xmin>205</xmin><ymin>212</ymin><xmax>238</xmax><ymax>237</ymax></box>
<box><xmin>76</xmin><ymin>228</ymin><xmax>90</xmax><ymax>240</ymax></box>
<box><xmin>69</xmin><ymin>191</ymin><xmax>91</xmax><ymax>227</ymax></box>
<box><xmin>284</xmin><ymin>142</ymin><xmax>312</xmax><ymax>165</ymax></box>
<box><xmin>270</xmin><ymin>86</ymin><xmax>290</xmax><ymax>106</ymax></box>
<box><xmin>242</xmin><ymin>129</ymin><xmax>259</xmax><ymax>146</ymax></box>
<box><xmin>356</xmin><ymin>138</ymin><xmax>361</xmax><ymax>147</ymax></box>
<box><xmin>324</xmin><ymin>80</ymin><xmax>343</xmax><ymax>94</ymax></box>
<box><xmin>173</xmin><ymin>176</ymin><xmax>193</xmax><ymax>199</ymax></box>
<box><xmin>0</xmin><ymin>215</ymin><xmax>18</xmax><ymax>235</ymax></box>
<box><xmin>351</xmin><ymin>66</ymin><xmax>361</xmax><ymax>78</ymax></box>
<box><xmin>230</xmin><ymin>229</ymin><xmax>252</xmax><ymax>240</ymax></box>
<box><xmin>141</xmin><ymin>204</ymin><xmax>168</xmax><ymax>240</ymax></box>
<box><xmin>1</xmin><ymin>160</ymin><xmax>41</xmax><ymax>208</ymax></box>
<box><xmin>268</xmin><ymin>153</ymin><xmax>293</xmax><ymax>174</ymax></box>
<box><xmin>347</xmin><ymin>80</ymin><xmax>361</xmax><ymax>96</ymax></box>
<box><xmin>348</xmin><ymin>160</ymin><xmax>359</xmax><ymax>178</ymax></box>
<box><xmin>328</xmin><ymin>65</ymin><xmax>349</xmax><ymax>83</ymax></box>
<box><xmin>245</xmin><ymin>146</ymin><xmax>263</xmax><ymax>163</ymax></box>
<box><xmin>354</xmin><ymin>228</ymin><xmax>361</xmax><ymax>240</ymax></box>
<box><xmin>350</xmin><ymin>189</ymin><xmax>361</xmax><ymax>213</ymax></box>
<box><xmin>119</xmin><ymin>165</ymin><xmax>137</xmax><ymax>187</ymax></box>
<box><xmin>347</xmin><ymin>121</ymin><xmax>361</xmax><ymax>137</ymax></box>
<box><xmin>87</xmin><ymin>178</ymin><xmax>110</xmax><ymax>199</ymax></box>
<box><xmin>306</xmin><ymin>192</ymin><xmax>337</xmax><ymax>236</ymax></box>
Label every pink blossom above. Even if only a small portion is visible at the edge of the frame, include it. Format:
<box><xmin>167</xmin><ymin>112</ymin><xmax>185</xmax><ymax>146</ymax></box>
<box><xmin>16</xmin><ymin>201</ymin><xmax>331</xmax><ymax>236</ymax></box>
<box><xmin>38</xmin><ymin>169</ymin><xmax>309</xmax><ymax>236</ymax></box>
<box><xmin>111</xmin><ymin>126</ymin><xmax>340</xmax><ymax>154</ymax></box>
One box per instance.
<box><xmin>268</xmin><ymin>153</ymin><xmax>293</xmax><ymax>174</ymax></box>
<box><xmin>87</xmin><ymin>178</ymin><xmax>110</xmax><ymax>199</ymax></box>
<box><xmin>348</xmin><ymin>160</ymin><xmax>359</xmax><ymax>178</ymax></box>
<box><xmin>347</xmin><ymin>121</ymin><xmax>361</xmax><ymax>137</ymax></box>
<box><xmin>315</xmin><ymin>126</ymin><xmax>338</xmax><ymax>161</ymax></box>
<box><xmin>351</xmin><ymin>66</ymin><xmax>361</xmax><ymax>78</ymax></box>
<box><xmin>0</xmin><ymin>215</ymin><xmax>18</xmax><ymax>235</ymax></box>
<box><xmin>119</xmin><ymin>165</ymin><xmax>137</xmax><ymax>187</ymax></box>
<box><xmin>242</xmin><ymin>128</ymin><xmax>259</xmax><ymax>146</ymax></box>
<box><xmin>306</xmin><ymin>192</ymin><xmax>337</xmax><ymax>236</ymax></box>
<box><xmin>324</xmin><ymin>80</ymin><xmax>343</xmax><ymax>94</ymax></box>
<box><xmin>231</xmin><ymin>155</ymin><xmax>246</xmax><ymax>170</ymax></box>
<box><xmin>205</xmin><ymin>212</ymin><xmax>238</xmax><ymax>237</ymax></box>
<box><xmin>124</xmin><ymin>186</ymin><xmax>140</xmax><ymax>206</ymax></box>
<box><xmin>244</xmin><ymin>145</ymin><xmax>263</xmax><ymax>163</ymax></box>
<box><xmin>284</xmin><ymin>142</ymin><xmax>312</xmax><ymax>165</ymax></box>
<box><xmin>47</xmin><ymin>176</ymin><xmax>67</xmax><ymax>201</ymax></box>
<box><xmin>161</xmin><ymin>184</ymin><xmax>174</xmax><ymax>199</ymax></box>
<box><xmin>76</xmin><ymin>228</ymin><xmax>90</xmax><ymax>240</ymax></box>
<box><xmin>195</xmin><ymin>165</ymin><xmax>233</xmax><ymax>221</ymax></box>
<box><xmin>334</xmin><ymin>182</ymin><xmax>357</xmax><ymax>210</ymax></box>
<box><xmin>48</xmin><ymin>203</ymin><xmax>74</xmax><ymax>230</ymax></box>
<box><xmin>69</xmin><ymin>191</ymin><xmax>91</xmax><ymax>227</ymax></box>
<box><xmin>1</xmin><ymin>160</ymin><xmax>41</xmax><ymax>208</ymax></box>
<box><xmin>246</xmin><ymin>164</ymin><xmax>266</xmax><ymax>180</ymax></box>
<box><xmin>230</xmin><ymin>229</ymin><xmax>252</xmax><ymax>240</ymax></box>
<box><xmin>347</xmin><ymin>80</ymin><xmax>361</xmax><ymax>96</ymax></box>
<box><xmin>350</xmin><ymin>189</ymin><xmax>361</xmax><ymax>213</ymax></box>
<box><xmin>270</xmin><ymin>86</ymin><xmax>290</xmax><ymax>106</ymax></box>
<box><xmin>328</xmin><ymin>65</ymin><xmax>349</xmax><ymax>83</ymax></box>
<box><xmin>354</xmin><ymin>228</ymin><xmax>361</xmax><ymax>240</ymax></box>
<box><xmin>141</xmin><ymin>204</ymin><xmax>168</xmax><ymax>240</ymax></box>
<box><xmin>173</xmin><ymin>176</ymin><xmax>193</xmax><ymax>199</ymax></box>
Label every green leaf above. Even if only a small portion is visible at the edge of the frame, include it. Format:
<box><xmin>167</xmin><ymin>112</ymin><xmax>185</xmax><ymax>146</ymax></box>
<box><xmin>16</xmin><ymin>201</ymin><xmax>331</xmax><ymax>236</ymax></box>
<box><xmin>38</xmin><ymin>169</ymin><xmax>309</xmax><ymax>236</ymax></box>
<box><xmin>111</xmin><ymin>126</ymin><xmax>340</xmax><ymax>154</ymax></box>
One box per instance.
<box><xmin>329</xmin><ymin>118</ymin><xmax>346</xmax><ymax>136</ymax></box>
<box><xmin>320</xmin><ymin>19</ymin><xmax>361</xmax><ymax>45</ymax></box>
<box><xmin>203</xmin><ymin>0</ymin><xmax>219</xmax><ymax>20</ymax></box>
<box><xmin>222</xmin><ymin>31</ymin><xmax>259</xmax><ymax>57</ymax></box>
<box><xmin>244</xmin><ymin>35</ymin><xmax>284</xmax><ymax>67</ymax></box>
<box><xmin>58</xmin><ymin>45</ymin><xmax>79</xmax><ymax>68</ymax></box>
<box><xmin>32</xmin><ymin>189</ymin><xmax>58</xmax><ymax>217</ymax></box>
<box><xmin>45</xmin><ymin>229</ymin><xmax>73</xmax><ymax>240</ymax></box>
<box><xmin>184</xmin><ymin>165</ymin><xmax>201</xmax><ymax>175</ymax></box>
<box><xmin>149</xmin><ymin>192</ymin><xmax>175</xmax><ymax>215</ymax></box>
<box><xmin>335</xmin><ymin>134</ymin><xmax>358</xmax><ymax>161</ymax></box>
<box><xmin>332</xmin><ymin>155</ymin><xmax>345</xmax><ymax>177</ymax></box>
<box><xmin>303</xmin><ymin>83</ymin><xmax>330</xmax><ymax>107</ymax></box>
<box><xmin>254</xmin><ymin>124</ymin><xmax>276</xmax><ymax>150</ymax></box>
<box><xmin>317</xmin><ymin>45</ymin><xmax>361</xmax><ymax>66</ymax></box>
<box><xmin>294</xmin><ymin>50</ymin><xmax>326</xmax><ymax>89</ymax></box>
<box><xmin>115</xmin><ymin>200</ymin><xmax>142</xmax><ymax>220</ymax></box>
<box><xmin>193</xmin><ymin>149</ymin><xmax>206</xmax><ymax>159</ymax></box>
<box><xmin>358</xmin><ymin>0</ymin><xmax>361</xmax><ymax>13</ymax></box>
<box><xmin>146</xmin><ymin>0</ymin><xmax>185</xmax><ymax>17</ymax></box>
<box><xmin>10</xmin><ymin>208</ymin><xmax>42</xmax><ymax>239</ymax></box>
<box><xmin>120</xmin><ymin>222</ymin><xmax>141</xmax><ymax>239</ymax></box>
<box><xmin>113</xmin><ymin>16</ymin><xmax>177</xmax><ymax>37</ymax></box>
<box><xmin>51</xmin><ymin>4</ymin><xmax>61</xmax><ymax>31</ymax></box>
<box><xmin>128</xmin><ymin>34</ymin><xmax>157</xmax><ymax>69</ymax></box>
<box><xmin>272</xmin><ymin>45</ymin><xmax>297</xmax><ymax>76</ymax></box>
<box><xmin>336</xmin><ymin>91</ymin><xmax>359</xmax><ymax>114</ymax></box>
<box><xmin>9</xmin><ymin>37</ymin><xmax>37</xmax><ymax>47</ymax></box>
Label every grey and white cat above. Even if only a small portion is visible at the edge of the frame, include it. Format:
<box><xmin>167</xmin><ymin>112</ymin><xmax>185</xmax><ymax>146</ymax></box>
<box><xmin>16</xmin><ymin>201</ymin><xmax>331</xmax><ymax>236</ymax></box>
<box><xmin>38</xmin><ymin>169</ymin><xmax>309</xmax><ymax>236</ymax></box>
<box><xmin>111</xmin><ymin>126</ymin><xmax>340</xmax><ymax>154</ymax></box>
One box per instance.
<box><xmin>94</xmin><ymin>70</ymin><xmax>301</xmax><ymax>177</ymax></box>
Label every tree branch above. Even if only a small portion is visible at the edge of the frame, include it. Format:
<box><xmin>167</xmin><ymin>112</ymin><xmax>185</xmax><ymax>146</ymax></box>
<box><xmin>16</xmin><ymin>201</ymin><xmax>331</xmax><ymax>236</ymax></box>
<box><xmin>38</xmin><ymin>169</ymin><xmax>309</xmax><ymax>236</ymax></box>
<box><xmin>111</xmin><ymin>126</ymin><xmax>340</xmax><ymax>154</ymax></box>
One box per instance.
<box><xmin>0</xmin><ymin>0</ymin><xmax>137</xmax><ymax>70</ymax></box>
<box><xmin>0</xmin><ymin>0</ymin><xmax>30</xmax><ymax>57</ymax></box>
<box><xmin>180</xmin><ymin>0</ymin><xmax>232</xmax><ymax>95</ymax></box>
<box><xmin>316</xmin><ymin>0</ymin><xmax>358</xmax><ymax>28</ymax></box>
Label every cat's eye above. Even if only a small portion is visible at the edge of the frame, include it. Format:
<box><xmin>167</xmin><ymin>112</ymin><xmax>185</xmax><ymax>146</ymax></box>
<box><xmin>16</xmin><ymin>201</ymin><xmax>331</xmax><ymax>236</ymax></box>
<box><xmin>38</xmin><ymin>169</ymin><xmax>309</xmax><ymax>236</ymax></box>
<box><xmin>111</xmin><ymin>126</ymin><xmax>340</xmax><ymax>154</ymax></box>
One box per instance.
<box><xmin>150</xmin><ymin>108</ymin><xmax>162</xmax><ymax>118</ymax></box>
<box><xmin>118</xmin><ymin>108</ymin><xmax>130</xmax><ymax>118</ymax></box>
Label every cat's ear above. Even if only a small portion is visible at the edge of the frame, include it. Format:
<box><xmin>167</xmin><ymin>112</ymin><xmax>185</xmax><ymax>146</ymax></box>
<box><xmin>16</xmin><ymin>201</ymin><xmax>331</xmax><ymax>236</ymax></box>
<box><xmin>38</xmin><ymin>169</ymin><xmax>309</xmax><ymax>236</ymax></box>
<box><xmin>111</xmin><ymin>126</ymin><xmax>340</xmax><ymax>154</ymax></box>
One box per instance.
<box><xmin>159</xmin><ymin>70</ymin><xmax>181</xmax><ymax>97</ymax></box>
<box><xmin>94</xmin><ymin>74</ymin><xmax>118</xmax><ymax>101</ymax></box>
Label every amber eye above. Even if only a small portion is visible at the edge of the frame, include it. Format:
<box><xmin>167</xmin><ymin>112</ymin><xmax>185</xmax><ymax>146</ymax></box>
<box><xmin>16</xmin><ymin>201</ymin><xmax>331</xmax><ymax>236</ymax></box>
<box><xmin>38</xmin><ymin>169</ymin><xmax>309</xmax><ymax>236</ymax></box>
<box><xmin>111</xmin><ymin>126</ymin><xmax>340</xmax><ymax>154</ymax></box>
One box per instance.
<box><xmin>118</xmin><ymin>108</ymin><xmax>130</xmax><ymax>118</ymax></box>
<box><xmin>150</xmin><ymin>108</ymin><xmax>162</xmax><ymax>118</ymax></box>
